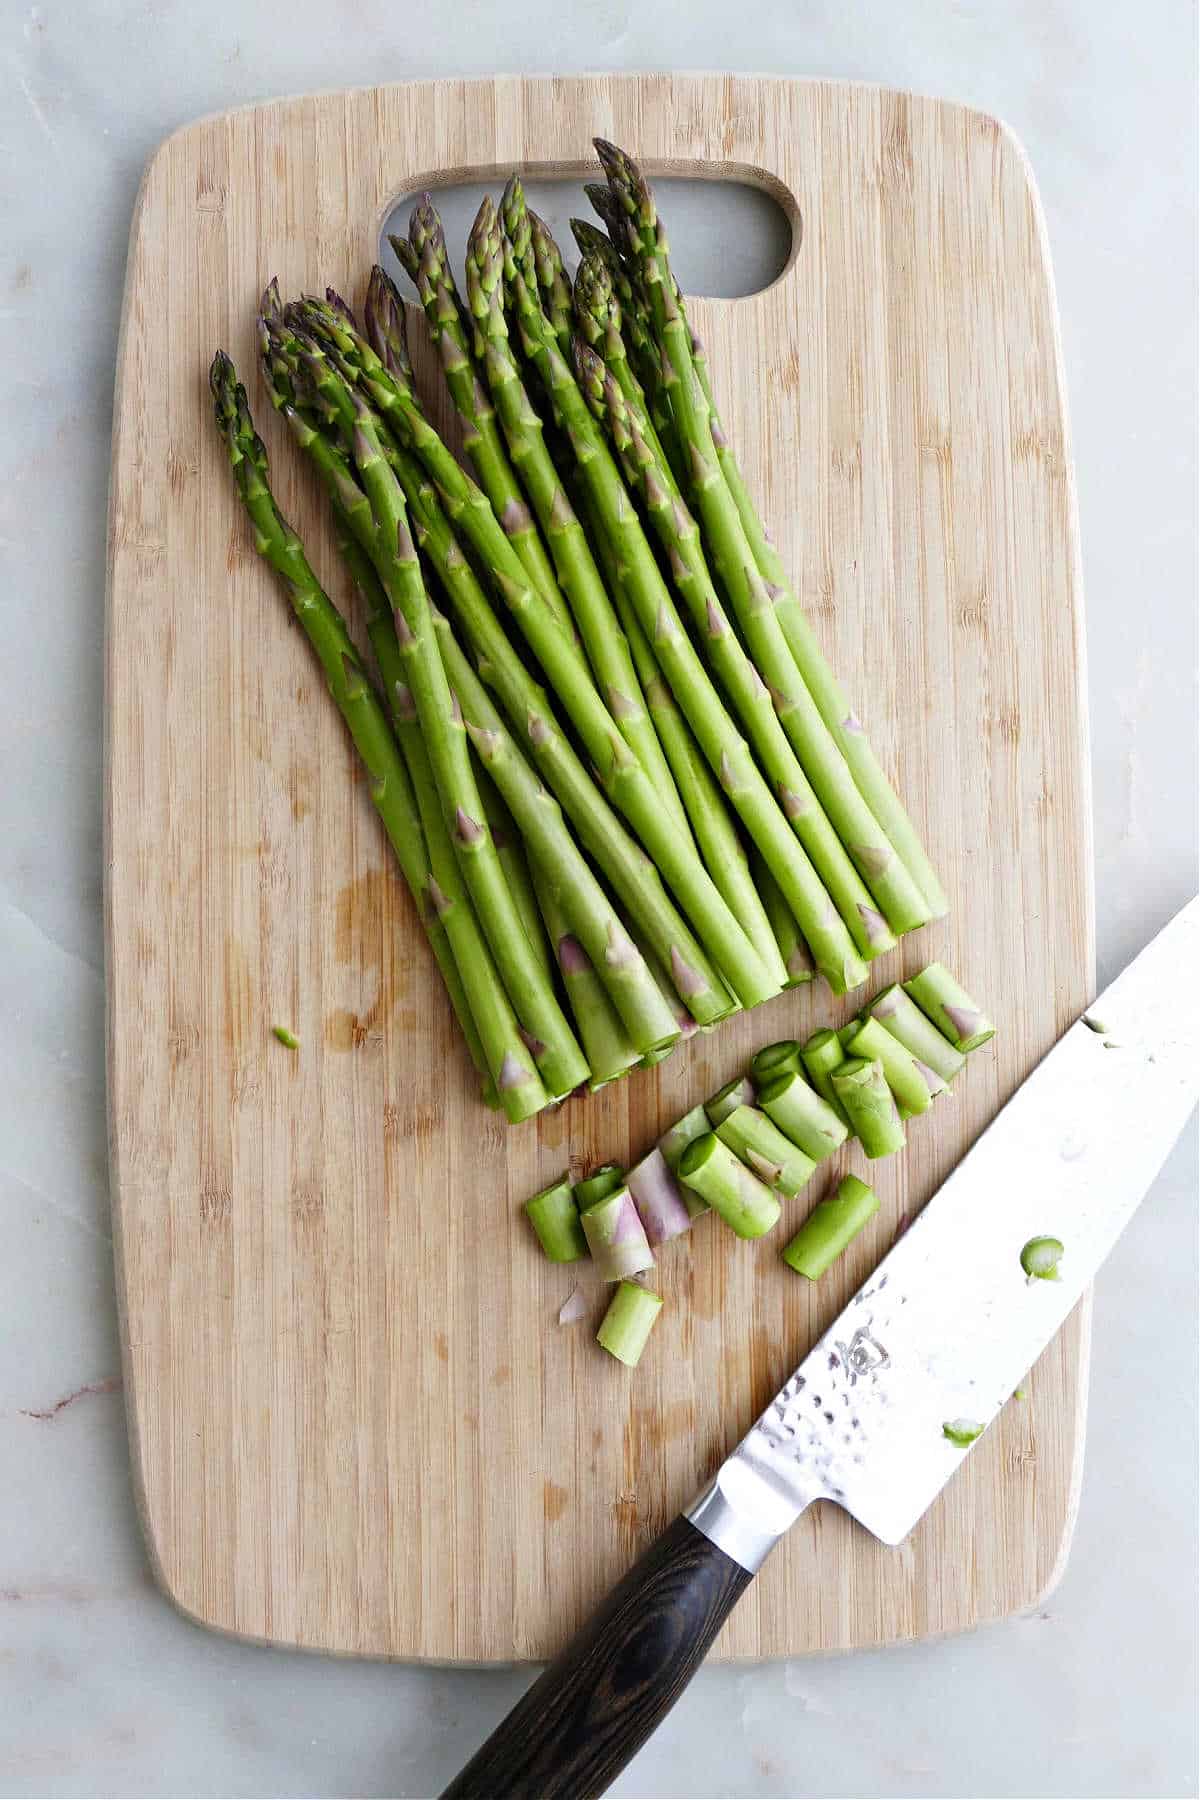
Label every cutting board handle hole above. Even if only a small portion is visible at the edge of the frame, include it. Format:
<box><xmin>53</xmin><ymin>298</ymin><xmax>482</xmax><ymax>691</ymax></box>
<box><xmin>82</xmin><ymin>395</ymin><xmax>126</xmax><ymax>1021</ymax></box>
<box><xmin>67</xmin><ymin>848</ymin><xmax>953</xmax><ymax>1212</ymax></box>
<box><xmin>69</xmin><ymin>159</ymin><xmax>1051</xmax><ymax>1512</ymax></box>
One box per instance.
<box><xmin>379</xmin><ymin>170</ymin><xmax>798</xmax><ymax>302</ymax></box>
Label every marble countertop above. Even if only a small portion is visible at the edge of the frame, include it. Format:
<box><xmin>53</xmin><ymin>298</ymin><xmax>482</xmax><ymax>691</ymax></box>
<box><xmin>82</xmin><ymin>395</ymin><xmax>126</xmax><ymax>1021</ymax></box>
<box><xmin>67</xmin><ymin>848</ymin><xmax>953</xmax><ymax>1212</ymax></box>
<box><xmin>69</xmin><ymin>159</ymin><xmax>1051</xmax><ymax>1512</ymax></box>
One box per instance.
<box><xmin>1</xmin><ymin>2</ymin><xmax>1195</xmax><ymax>1795</ymax></box>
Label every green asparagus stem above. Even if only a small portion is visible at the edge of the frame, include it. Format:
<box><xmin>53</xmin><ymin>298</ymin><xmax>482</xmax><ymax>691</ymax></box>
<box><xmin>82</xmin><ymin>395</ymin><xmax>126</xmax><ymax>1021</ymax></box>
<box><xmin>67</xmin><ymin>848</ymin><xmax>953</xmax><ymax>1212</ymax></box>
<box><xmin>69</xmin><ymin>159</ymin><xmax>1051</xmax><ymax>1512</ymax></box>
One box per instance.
<box><xmin>613</xmin><ymin>573</ymin><xmax>785</xmax><ymax>986</ymax></box>
<box><xmin>213</xmin><ymin>351</ymin><xmax>535</xmax><ymax>1116</ymax></box>
<box><xmin>1020</xmin><ymin>1236</ymin><xmax>1064</xmax><ymax>1282</ymax></box>
<box><xmin>475</xmin><ymin>769</ymin><xmax>552</xmax><ymax>980</ymax></box>
<box><xmin>942</xmin><ymin>1418</ymin><xmax>984</xmax><ymax>1447</ymax></box>
<box><xmin>801</xmin><ymin>1028</ymin><xmax>852</xmax><ymax>1127</ymax></box>
<box><xmin>837</xmin><ymin>1022</ymin><xmax>862</xmax><ymax>1052</ymax></box>
<box><xmin>287</xmin><ymin>332</ymin><xmax>588</xmax><ymax>1099</ymax></box>
<box><xmin>432</xmin><ymin>608</ymin><xmax>683</xmax><ymax>1055</ymax></box>
<box><xmin>525</xmin><ymin>1176</ymin><xmax>588</xmax><ymax>1262</ymax></box>
<box><xmin>677</xmin><ymin>1132</ymin><xmax>781</xmax><ymax>1239</ymax></box>
<box><xmin>333</xmin><ymin>512</ymin><xmax>501</xmax><ymax>1105</ymax></box>
<box><xmin>904</xmin><ymin>964</ymin><xmax>997</xmax><ymax>1053</ymax></box>
<box><xmin>504</xmin><ymin>266</ymin><xmax>863</xmax><ymax>995</ymax></box>
<box><xmin>597</xmin><ymin>1279</ymin><xmax>664</xmax><ymax>1367</ymax></box>
<box><xmin>749</xmin><ymin>1040</ymin><xmax>805</xmax><ymax>1086</ymax></box>
<box><xmin>781</xmin><ymin>1175</ymin><xmax>879</xmax><ymax>1279</ymax></box>
<box><xmin>831</xmin><ymin>1058</ymin><xmax>907</xmax><ymax>1159</ymax></box>
<box><xmin>845</xmin><ymin>1016</ymin><xmax>937</xmax><ymax>1115</ymax></box>
<box><xmin>272</xmin><ymin>1025</ymin><xmax>300</xmax><ymax>1049</ymax></box>
<box><xmin>573</xmin><ymin>323</ymin><xmax>889</xmax><ymax>970</ymax></box>
<box><xmin>572</xmin><ymin>217</ymin><xmax>684</xmax><ymax>482</ymax></box>
<box><xmin>529</xmin><ymin>861</ymin><xmax>642</xmax><ymax>1087</ymax></box>
<box><xmin>464</xmin><ymin>202</ymin><xmax>693</xmax><ymax>841</ymax></box>
<box><xmin>388</xmin><ymin>217</ymin><xmax>571</xmax><ymax>631</ymax></box>
<box><xmin>573</xmin><ymin>249</ymin><xmax>676</xmax><ymax>485</ymax></box>
<box><xmin>756</xmin><ymin>1069</ymin><xmax>851</xmax><ymax>1163</ymax></box>
<box><xmin>575</xmin><ymin>1164</ymin><xmax>627</xmax><ymax>1210</ymax></box>
<box><xmin>590</xmin><ymin>160</ymin><xmax>948</xmax><ymax>922</ymax></box>
<box><xmin>752</xmin><ymin>852</ymin><xmax>815</xmax><ymax>986</ymax></box>
<box><xmin>579</xmin><ymin>1185</ymin><xmax>655</xmax><ymax>1281</ymax></box>
<box><xmin>626</xmin><ymin>1147</ymin><xmax>695</xmax><ymax>1245</ymax></box>
<box><xmin>594</xmin><ymin>139</ymin><xmax>933</xmax><ymax>941</ymax></box>
<box><xmin>658</xmin><ymin>1102</ymin><xmax>712</xmax><ymax>1172</ymax></box>
<box><xmin>867</xmin><ymin>984</ymin><xmax>967</xmax><ymax>1085</ymax></box>
<box><xmin>705</xmin><ymin>1073</ymin><xmax>756</xmax><ymax>1128</ymax></box>
<box><xmin>715</xmin><ymin>1104</ymin><xmax>817</xmax><ymax>1199</ymax></box>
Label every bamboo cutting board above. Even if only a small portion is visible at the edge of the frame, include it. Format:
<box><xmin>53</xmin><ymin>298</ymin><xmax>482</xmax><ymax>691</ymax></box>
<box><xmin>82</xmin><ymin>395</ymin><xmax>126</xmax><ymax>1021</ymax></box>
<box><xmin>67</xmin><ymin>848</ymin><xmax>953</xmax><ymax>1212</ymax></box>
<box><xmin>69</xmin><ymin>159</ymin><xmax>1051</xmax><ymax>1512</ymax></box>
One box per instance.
<box><xmin>105</xmin><ymin>74</ymin><xmax>1092</xmax><ymax>1662</ymax></box>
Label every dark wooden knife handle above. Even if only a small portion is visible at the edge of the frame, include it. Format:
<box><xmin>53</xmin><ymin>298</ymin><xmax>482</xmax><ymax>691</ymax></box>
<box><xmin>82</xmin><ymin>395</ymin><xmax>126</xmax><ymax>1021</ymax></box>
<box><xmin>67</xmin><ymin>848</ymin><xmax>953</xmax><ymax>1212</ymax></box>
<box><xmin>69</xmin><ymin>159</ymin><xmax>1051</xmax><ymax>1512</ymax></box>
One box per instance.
<box><xmin>440</xmin><ymin>1514</ymin><xmax>753</xmax><ymax>1800</ymax></box>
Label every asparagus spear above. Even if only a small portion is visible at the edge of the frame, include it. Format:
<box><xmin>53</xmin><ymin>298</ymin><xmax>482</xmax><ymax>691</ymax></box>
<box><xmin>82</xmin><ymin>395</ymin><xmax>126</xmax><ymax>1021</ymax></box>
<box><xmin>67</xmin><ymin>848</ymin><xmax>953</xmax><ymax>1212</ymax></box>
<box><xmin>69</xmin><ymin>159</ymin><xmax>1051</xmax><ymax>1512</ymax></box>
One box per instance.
<box><xmin>265</xmin><ymin>307</ymin><xmax>750</xmax><ymax>1022</ymax></box>
<box><xmin>751</xmin><ymin>852</ymin><xmax>815</xmax><ymax>987</ymax></box>
<box><xmin>585</xmin><ymin>348</ymin><xmax>893</xmax><ymax>968</ymax></box>
<box><xmin>573</xmin><ymin>249</ymin><xmax>676</xmax><ymax>481</ymax></box>
<box><xmin>463</xmin><ymin>202</ymin><xmax>692</xmax><ymax>841</ymax></box>
<box><xmin>388</xmin><ymin>212</ymin><xmax>570</xmax><ymax>631</ymax></box>
<box><xmin>210</xmin><ymin>353</ymin><xmax>541</xmax><ymax>1119</ymax></box>
<box><xmin>593</xmin><ymin>151</ymin><xmax>948</xmax><ymax>920</ymax></box>
<box><xmin>571</xmin><ymin>219</ymin><xmax>682</xmax><ymax>480</ymax></box>
<box><xmin>527</xmin><ymin>207</ymin><xmax>575</xmax><ymax>361</ymax></box>
<box><xmin>278</xmin><ymin>325</ymin><xmax>587</xmax><ymax>1097</ymax></box>
<box><xmin>474</xmin><ymin>769</ymin><xmax>551</xmax><ymax>981</ymax></box>
<box><xmin>503</xmin><ymin>272</ymin><xmax>866</xmax><ymax>996</ymax></box>
<box><xmin>595</xmin><ymin>139</ymin><xmax>933</xmax><ymax>941</ymax></box>
<box><xmin>432</xmin><ymin>606</ymin><xmax>682</xmax><ymax>1055</ymax></box>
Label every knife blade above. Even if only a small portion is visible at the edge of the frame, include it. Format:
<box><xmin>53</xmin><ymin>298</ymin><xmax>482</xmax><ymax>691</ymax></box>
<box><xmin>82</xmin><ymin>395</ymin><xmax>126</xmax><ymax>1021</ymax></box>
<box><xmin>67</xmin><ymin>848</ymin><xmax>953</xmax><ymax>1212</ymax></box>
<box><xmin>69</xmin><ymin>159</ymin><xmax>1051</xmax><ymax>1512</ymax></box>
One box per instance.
<box><xmin>443</xmin><ymin>900</ymin><xmax>1200</xmax><ymax>1800</ymax></box>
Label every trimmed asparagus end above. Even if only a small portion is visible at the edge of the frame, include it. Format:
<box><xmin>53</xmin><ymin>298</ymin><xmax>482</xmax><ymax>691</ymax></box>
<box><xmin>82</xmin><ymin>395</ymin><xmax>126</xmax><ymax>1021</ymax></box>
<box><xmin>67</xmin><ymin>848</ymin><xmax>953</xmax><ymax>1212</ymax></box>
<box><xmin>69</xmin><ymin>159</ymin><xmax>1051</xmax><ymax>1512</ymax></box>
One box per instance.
<box><xmin>749</xmin><ymin>1039</ymin><xmax>804</xmax><ymax>1086</ymax></box>
<box><xmin>781</xmin><ymin>1175</ymin><xmax>879</xmax><ymax>1279</ymax></box>
<box><xmin>597</xmin><ymin>1280</ymin><xmax>664</xmax><ymax>1367</ymax></box>
<box><xmin>579</xmin><ymin>1187</ymin><xmax>655</xmax><ymax>1281</ymax></box>
<box><xmin>705</xmin><ymin>1073</ymin><xmax>756</xmax><ymax>1129</ymax></box>
<box><xmin>1020</xmin><ymin>1235</ymin><xmax>1064</xmax><ymax>1282</ymax></box>
<box><xmin>659</xmin><ymin>1102</ymin><xmax>712</xmax><ymax>1173</ymax></box>
<box><xmin>626</xmin><ymin>1147</ymin><xmax>694</xmax><ymax>1245</ymax></box>
<box><xmin>942</xmin><ymin>1418</ymin><xmax>984</xmax><ymax>1448</ymax></box>
<box><xmin>575</xmin><ymin>1163</ymin><xmax>626</xmax><ymax>1211</ymax></box>
<box><xmin>525</xmin><ymin>1176</ymin><xmax>587</xmax><ymax>1263</ymax></box>
<box><xmin>1082</xmin><ymin>1014</ymin><xmax>1108</xmax><ymax>1034</ymax></box>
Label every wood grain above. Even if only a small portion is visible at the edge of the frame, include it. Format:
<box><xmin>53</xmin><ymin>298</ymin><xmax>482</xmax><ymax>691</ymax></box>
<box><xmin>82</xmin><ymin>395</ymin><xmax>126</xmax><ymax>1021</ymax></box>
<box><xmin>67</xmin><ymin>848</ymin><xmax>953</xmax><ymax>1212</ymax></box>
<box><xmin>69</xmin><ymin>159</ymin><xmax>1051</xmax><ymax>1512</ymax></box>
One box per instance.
<box><xmin>105</xmin><ymin>75</ymin><xmax>1093</xmax><ymax>1662</ymax></box>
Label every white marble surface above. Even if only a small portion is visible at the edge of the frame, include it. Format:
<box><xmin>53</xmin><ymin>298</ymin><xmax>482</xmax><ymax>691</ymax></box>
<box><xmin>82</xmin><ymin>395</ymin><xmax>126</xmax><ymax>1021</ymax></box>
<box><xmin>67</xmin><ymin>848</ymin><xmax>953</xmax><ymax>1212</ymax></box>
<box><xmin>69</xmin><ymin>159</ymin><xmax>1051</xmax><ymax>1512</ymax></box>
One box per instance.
<box><xmin>1</xmin><ymin>2</ymin><xmax>1196</xmax><ymax>1795</ymax></box>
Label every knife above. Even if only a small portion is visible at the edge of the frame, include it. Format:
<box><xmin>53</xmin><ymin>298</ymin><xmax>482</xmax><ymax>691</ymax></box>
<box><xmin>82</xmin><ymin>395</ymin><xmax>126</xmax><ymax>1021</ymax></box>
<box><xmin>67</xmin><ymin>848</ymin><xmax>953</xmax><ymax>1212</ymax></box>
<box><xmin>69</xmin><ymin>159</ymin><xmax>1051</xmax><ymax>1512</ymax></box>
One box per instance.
<box><xmin>442</xmin><ymin>900</ymin><xmax>1199</xmax><ymax>1800</ymax></box>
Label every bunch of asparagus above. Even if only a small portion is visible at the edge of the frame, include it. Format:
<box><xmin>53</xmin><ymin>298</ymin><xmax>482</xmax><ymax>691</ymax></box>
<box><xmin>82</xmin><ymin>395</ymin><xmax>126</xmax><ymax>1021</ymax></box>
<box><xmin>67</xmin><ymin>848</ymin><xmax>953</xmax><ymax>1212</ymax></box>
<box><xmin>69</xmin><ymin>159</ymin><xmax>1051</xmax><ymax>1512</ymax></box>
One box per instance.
<box><xmin>211</xmin><ymin>140</ymin><xmax>947</xmax><ymax>1126</ymax></box>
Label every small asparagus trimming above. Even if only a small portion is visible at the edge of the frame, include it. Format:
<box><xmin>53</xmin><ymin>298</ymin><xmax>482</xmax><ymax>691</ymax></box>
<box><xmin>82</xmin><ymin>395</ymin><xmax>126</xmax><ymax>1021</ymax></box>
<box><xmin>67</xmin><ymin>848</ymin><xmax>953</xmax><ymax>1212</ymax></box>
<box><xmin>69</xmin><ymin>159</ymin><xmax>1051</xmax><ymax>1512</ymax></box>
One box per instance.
<box><xmin>525</xmin><ymin>1177</ymin><xmax>588</xmax><ymax>1262</ymax></box>
<box><xmin>781</xmin><ymin>1174</ymin><xmax>880</xmax><ymax>1279</ymax></box>
<box><xmin>597</xmin><ymin>1280</ymin><xmax>664</xmax><ymax>1367</ymax></box>
<box><xmin>715</xmin><ymin>1105</ymin><xmax>817</xmax><ymax>1200</ymax></box>
<box><xmin>677</xmin><ymin>1133</ymin><xmax>781</xmax><ymax>1239</ymax></box>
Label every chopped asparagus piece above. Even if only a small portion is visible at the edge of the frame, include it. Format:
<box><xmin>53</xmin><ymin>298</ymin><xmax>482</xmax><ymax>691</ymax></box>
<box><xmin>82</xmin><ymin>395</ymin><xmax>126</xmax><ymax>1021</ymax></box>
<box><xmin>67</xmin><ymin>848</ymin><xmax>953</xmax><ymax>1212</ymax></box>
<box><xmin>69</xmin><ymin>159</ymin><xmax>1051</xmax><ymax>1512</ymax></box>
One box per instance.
<box><xmin>942</xmin><ymin>1419</ymin><xmax>984</xmax><ymax>1447</ymax></box>
<box><xmin>867</xmin><ymin>984</ymin><xmax>967</xmax><ymax>1085</ymax></box>
<box><xmin>626</xmin><ymin>1147</ymin><xmax>695</xmax><ymax>1246</ymax></box>
<box><xmin>597</xmin><ymin>1280</ymin><xmax>664</xmax><ymax>1366</ymax></box>
<box><xmin>845</xmin><ymin>1016</ymin><xmax>937</xmax><ymax>1114</ymax></box>
<box><xmin>715</xmin><ymin>1105</ymin><xmax>816</xmax><ymax>1199</ymax></box>
<box><xmin>659</xmin><ymin>1103</ymin><xmax>712</xmax><ymax>1172</ymax></box>
<box><xmin>575</xmin><ymin>1164</ymin><xmax>627</xmax><ymax>1211</ymax></box>
<box><xmin>780</xmin><ymin>1174</ymin><xmax>879</xmax><ymax>1278</ymax></box>
<box><xmin>1020</xmin><ymin>1235</ymin><xmax>1064</xmax><ymax>1282</ymax></box>
<box><xmin>749</xmin><ymin>1039</ymin><xmax>805</xmax><ymax>1086</ymax></box>
<box><xmin>272</xmin><ymin>1025</ymin><xmax>300</xmax><ymax>1049</ymax></box>
<box><xmin>525</xmin><ymin>1176</ymin><xmax>587</xmax><ymax>1263</ymax></box>
<box><xmin>705</xmin><ymin>1073</ymin><xmax>756</xmax><ymax>1128</ymax></box>
<box><xmin>756</xmin><ymin>1069</ymin><xmax>850</xmax><ymax>1162</ymax></box>
<box><xmin>831</xmin><ymin>1058</ymin><xmax>907</xmax><ymax>1159</ymax></box>
<box><xmin>677</xmin><ymin>1132</ymin><xmax>781</xmax><ymax>1239</ymax></box>
<box><xmin>904</xmin><ymin>963</ymin><xmax>996</xmax><ymax>1053</ymax></box>
<box><xmin>801</xmin><ymin>1029</ymin><xmax>851</xmax><ymax>1127</ymax></box>
<box><xmin>579</xmin><ymin>1186</ymin><xmax>655</xmax><ymax>1281</ymax></box>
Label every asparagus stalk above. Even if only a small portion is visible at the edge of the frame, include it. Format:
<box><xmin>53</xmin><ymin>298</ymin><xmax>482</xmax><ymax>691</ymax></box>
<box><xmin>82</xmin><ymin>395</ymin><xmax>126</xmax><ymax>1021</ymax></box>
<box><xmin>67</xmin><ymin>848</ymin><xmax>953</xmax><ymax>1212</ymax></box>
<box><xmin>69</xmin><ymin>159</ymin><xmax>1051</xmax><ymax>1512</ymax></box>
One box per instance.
<box><xmin>268</xmin><ymin>308</ymin><xmax>746</xmax><ymax>1024</ymax></box>
<box><xmin>749</xmin><ymin>1039</ymin><xmax>805</xmax><ymax>1085</ymax></box>
<box><xmin>705</xmin><ymin>1073</ymin><xmax>756</xmax><ymax>1128</ymax></box>
<box><xmin>612</xmin><ymin>572</ymin><xmax>786</xmax><ymax>986</ymax></box>
<box><xmin>584</xmin><ymin>356</ymin><xmax>893</xmax><ymax>961</ymax></box>
<box><xmin>597</xmin><ymin>1280</ymin><xmax>664</xmax><ymax>1367</ymax></box>
<box><xmin>677</xmin><ymin>1133</ymin><xmax>781</xmax><ymax>1239</ymax></box>
<box><xmin>432</xmin><ymin>607</ymin><xmax>683</xmax><ymax>1055</ymax></box>
<box><xmin>529</xmin><ymin>861</ymin><xmax>642</xmax><ymax>1088</ymax></box>
<box><xmin>846</xmin><ymin>1016</ymin><xmax>944</xmax><ymax>1110</ymax></box>
<box><xmin>593</xmin><ymin>150</ymin><xmax>949</xmax><ymax>922</ymax></box>
<box><xmin>211</xmin><ymin>353</ymin><xmax>543</xmax><ymax>1119</ymax></box>
<box><xmin>658</xmin><ymin>1102</ymin><xmax>712</xmax><ymax>1173</ymax></box>
<box><xmin>575</xmin><ymin>1164</ymin><xmax>627</xmax><ymax>1210</ymax></box>
<box><xmin>594</xmin><ymin>139</ymin><xmax>932</xmax><ymax>942</ymax></box>
<box><xmin>801</xmin><ymin>1028</ymin><xmax>852</xmax><ymax>1126</ymax></box>
<box><xmin>831</xmin><ymin>1058</ymin><xmax>907</xmax><ymax>1159</ymax></box>
<box><xmin>525</xmin><ymin>1176</ymin><xmax>588</xmax><ymax>1262</ymax></box>
<box><xmin>752</xmin><ymin>852</ymin><xmax>815</xmax><ymax>987</ymax></box>
<box><xmin>463</xmin><ymin>202</ymin><xmax>693</xmax><ymax>841</ymax></box>
<box><xmin>475</xmin><ymin>769</ymin><xmax>552</xmax><ymax>980</ymax></box>
<box><xmin>626</xmin><ymin>1147</ymin><xmax>695</xmax><ymax>1246</ymax></box>
<box><xmin>782</xmin><ymin>1175</ymin><xmax>880</xmax><ymax>1279</ymax></box>
<box><xmin>331</xmin><ymin>510</ymin><xmax>497</xmax><ymax>1102</ymax></box>
<box><xmin>573</xmin><ymin>249</ymin><xmax>676</xmax><ymax>482</ymax></box>
<box><xmin>388</xmin><ymin>214</ymin><xmax>571</xmax><ymax>631</ymax></box>
<box><xmin>282</xmin><ymin>332</ymin><xmax>588</xmax><ymax>1098</ymax></box>
<box><xmin>868</xmin><ymin>983</ymin><xmax>967</xmax><ymax>1084</ymax></box>
<box><xmin>904</xmin><ymin>964</ymin><xmax>997</xmax><ymax>1053</ymax></box>
<box><xmin>715</xmin><ymin>1104</ymin><xmax>817</xmax><ymax>1200</ymax></box>
<box><xmin>572</xmin><ymin>217</ymin><xmax>684</xmax><ymax>482</ymax></box>
<box><xmin>579</xmin><ymin>1185</ymin><xmax>655</xmax><ymax>1280</ymax></box>
<box><xmin>756</xmin><ymin>1069</ymin><xmax>850</xmax><ymax>1163</ymax></box>
<box><xmin>504</xmin><ymin>269</ymin><xmax>865</xmax><ymax>996</ymax></box>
